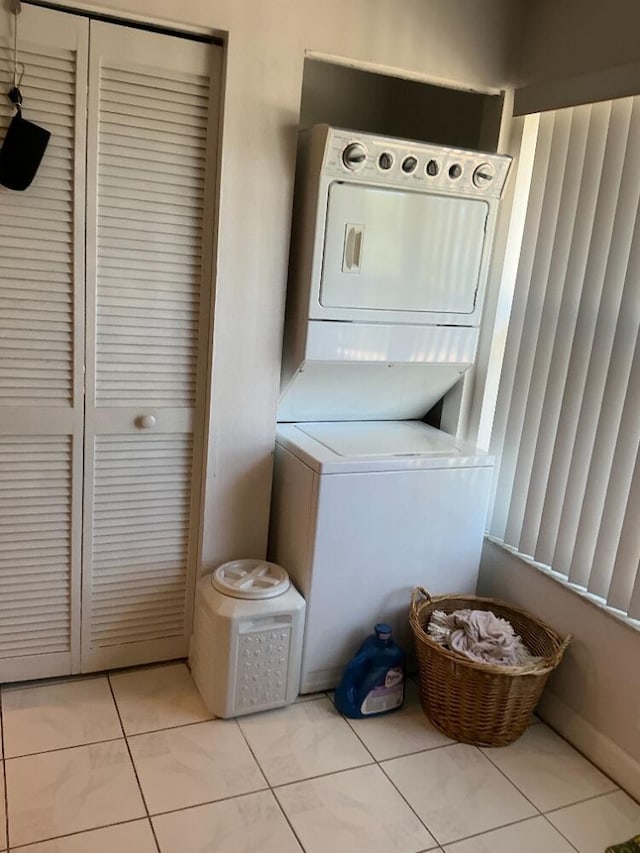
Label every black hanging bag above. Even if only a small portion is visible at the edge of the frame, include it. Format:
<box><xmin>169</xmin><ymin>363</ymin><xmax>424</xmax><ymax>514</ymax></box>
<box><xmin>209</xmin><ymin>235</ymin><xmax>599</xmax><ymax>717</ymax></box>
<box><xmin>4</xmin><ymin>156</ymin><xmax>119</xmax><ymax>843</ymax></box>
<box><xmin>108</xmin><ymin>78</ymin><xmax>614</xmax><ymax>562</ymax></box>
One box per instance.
<box><xmin>0</xmin><ymin>3</ymin><xmax>51</xmax><ymax>191</ymax></box>
<box><xmin>0</xmin><ymin>105</ymin><xmax>51</xmax><ymax>191</ymax></box>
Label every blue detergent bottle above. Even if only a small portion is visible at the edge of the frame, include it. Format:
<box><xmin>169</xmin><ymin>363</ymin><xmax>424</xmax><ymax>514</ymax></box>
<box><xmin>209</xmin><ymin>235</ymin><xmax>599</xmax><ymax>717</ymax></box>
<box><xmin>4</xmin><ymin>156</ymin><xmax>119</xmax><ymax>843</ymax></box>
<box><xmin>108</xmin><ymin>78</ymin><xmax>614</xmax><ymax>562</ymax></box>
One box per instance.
<box><xmin>335</xmin><ymin>623</ymin><xmax>406</xmax><ymax>718</ymax></box>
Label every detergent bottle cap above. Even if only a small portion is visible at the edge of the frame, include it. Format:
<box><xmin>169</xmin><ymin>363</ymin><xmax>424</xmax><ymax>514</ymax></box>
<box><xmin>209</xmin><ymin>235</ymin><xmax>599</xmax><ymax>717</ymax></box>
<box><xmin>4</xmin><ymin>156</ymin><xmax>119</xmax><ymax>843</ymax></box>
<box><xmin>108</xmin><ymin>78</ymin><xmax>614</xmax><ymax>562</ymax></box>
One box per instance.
<box><xmin>374</xmin><ymin>623</ymin><xmax>392</xmax><ymax>641</ymax></box>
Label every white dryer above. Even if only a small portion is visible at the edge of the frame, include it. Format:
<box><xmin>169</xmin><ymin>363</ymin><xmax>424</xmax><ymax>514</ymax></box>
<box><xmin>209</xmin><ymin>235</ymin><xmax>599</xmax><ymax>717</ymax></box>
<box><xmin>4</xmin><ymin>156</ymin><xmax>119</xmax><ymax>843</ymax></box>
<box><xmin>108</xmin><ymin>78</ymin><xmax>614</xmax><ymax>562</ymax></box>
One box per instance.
<box><xmin>279</xmin><ymin>125</ymin><xmax>511</xmax><ymax>424</ymax></box>
<box><xmin>268</xmin><ymin>420</ymin><xmax>493</xmax><ymax>693</ymax></box>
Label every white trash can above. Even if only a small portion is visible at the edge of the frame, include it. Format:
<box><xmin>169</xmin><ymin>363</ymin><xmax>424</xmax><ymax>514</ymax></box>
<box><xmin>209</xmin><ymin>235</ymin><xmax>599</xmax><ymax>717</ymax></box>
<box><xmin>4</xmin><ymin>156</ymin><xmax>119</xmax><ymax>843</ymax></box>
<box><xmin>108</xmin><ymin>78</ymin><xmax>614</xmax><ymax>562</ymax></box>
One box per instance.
<box><xmin>189</xmin><ymin>559</ymin><xmax>306</xmax><ymax>718</ymax></box>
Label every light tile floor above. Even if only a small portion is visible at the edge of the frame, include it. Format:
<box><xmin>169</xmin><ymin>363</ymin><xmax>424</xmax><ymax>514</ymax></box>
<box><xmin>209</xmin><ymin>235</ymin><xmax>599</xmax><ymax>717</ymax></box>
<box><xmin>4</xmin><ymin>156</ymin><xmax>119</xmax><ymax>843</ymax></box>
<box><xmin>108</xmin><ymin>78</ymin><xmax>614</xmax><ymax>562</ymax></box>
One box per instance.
<box><xmin>0</xmin><ymin>662</ymin><xmax>638</xmax><ymax>852</ymax></box>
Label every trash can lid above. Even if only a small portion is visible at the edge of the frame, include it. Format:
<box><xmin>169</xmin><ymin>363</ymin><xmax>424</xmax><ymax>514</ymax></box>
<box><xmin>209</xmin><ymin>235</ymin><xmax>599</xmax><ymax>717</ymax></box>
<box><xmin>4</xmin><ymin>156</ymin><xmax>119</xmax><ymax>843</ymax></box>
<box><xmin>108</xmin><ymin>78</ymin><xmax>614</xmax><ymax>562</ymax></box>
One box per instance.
<box><xmin>211</xmin><ymin>559</ymin><xmax>290</xmax><ymax>599</ymax></box>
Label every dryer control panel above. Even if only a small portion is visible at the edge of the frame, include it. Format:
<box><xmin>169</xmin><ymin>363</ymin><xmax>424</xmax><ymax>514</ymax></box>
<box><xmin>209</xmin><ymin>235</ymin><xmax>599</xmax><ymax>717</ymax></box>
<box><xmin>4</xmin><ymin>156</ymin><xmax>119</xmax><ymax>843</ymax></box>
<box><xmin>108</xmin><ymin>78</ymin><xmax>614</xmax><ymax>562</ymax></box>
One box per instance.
<box><xmin>321</xmin><ymin>126</ymin><xmax>511</xmax><ymax>198</ymax></box>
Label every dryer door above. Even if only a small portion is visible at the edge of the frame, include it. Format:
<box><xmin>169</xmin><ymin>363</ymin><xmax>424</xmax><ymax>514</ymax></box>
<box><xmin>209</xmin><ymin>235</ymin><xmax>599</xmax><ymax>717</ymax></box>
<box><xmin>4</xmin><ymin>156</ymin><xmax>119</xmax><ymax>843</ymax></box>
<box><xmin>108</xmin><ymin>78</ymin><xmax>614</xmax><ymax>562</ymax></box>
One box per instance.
<box><xmin>320</xmin><ymin>182</ymin><xmax>489</xmax><ymax>319</ymax></box>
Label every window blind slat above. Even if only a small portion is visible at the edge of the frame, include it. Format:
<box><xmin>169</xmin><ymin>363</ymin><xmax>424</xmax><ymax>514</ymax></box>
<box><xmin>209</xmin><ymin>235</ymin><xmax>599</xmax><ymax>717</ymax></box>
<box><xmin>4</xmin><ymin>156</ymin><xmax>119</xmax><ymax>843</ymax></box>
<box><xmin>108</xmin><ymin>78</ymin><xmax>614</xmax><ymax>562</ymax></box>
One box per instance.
<box><xmin>491</xmin><ymin>114</ymin><xmax>556</xmax><ymax>541</ymax></box>
<box><xmin>590</xmin><ymin>332</ymin><xmax>640</xmax><ymax>602</ymax></box>
<box><xmin>567</xmin><ymin>98</ymin><xmax>640</xmax><ymax>587</ymax></box>
<box><xmin>535</xmin><ymin>101</ymin><xmax>613</xmax><ymax>566</ymax></box>
<box><xmin>504</xmin><ymin>110</ymin><xmax>573</xmax><ymax>551</ymax></box>
<box><xmin>606</xmin><ymin>441</ymin><xmax>640</xmax><ymax>613</ymax></box>
<box><xmin>626</xmin><ymin>536</ymin><xmax>640</xmax><ymax>620</ymax></box>
<box><xmin>519</xmin><ymin>106</ymin><xmax>592</xmax><ymax>559</ymax></box>
<box><xmin>552</xmin><ymin>98</ymin><xmax>635</xmax><ymax>582</ymax></box>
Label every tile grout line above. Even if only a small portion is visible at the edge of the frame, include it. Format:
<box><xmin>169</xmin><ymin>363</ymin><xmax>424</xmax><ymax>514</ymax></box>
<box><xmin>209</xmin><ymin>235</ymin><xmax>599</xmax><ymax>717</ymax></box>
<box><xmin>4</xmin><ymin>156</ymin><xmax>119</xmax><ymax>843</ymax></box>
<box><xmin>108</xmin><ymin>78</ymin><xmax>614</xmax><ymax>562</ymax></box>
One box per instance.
<box><xmin>542</xmin><ymin>788</ymin><xmax>624</xmax><ymax>816</ymax></box>
<box><xmin>132</xmin><ymin>785</ymin><xmax>269</xmax><ymax>820</ymax></box>
<box><xmin>106</xmin><ymin>673</ymin><xmax>162</xmax><ymax>853</ymax></box>
<box><xmin>338</xmin><ymin>696</ymin><xmax>543</xmax><ymax>850</ymax></box>
<box><xmin>534</xmin><ymin>716</ymin><xmax>627</xmax><ymax>797</ymax></box>
<box><xmin>370</xmin><ymin>762</ymin><xmax>442</xmax><ymax>851</ymax></box>
<box><xmin>1</xmin><ymin>687</ymin><xmax>380</xmax><ymax>848</ymax></box>
<box><xmin>272</xmin><ymin>690</ymin><xmax>573</xmax><ymax>850</ymax></box>
<box><xmin>0</xmin><ymin>673</ymin><xmax>378</xmax><ymax>851</ymax></box>
<box><xmin>332</xmin><ymin>707</ymin><xmax>377</xmax><ymax>763</ymax></box>
<box><xmin>1</xmin><ymin>705</ymin><xmax>617</xmax><ymax>853</ymax></box>
<box><xmin>481</xmin><ymin>732</ymin><xmax>622</xmax><ymax>853</ymax></box>
<box><xmin>233</xmin><ymin>718</ymin><xmax>307</xmax><ymax>853</ymax></box>
<box><xmin>111</xmin><ymin>714</ymin><xmax>216</xmax><ymax>740</ymax></box>
<box><xmin>338</xmin><ymin>702</ymin><xmax>442</xmax><ymax>849</ymax></box>
<box><xmin>234</xmin><ymin>693</ymin><xmax>444</xmax><ymax>850</ymax></box>
<box><xmin>1</xmin><ymin>670</ymin><xmax>215</xmax><ymax>850</ymax></box>
<box><xmin>435</xmin><ymin>812</ymin><xmax>571</xmax><ymax>850</ymax></box>
<box><xmin>342</xmin><ymin>702</ymin><xmax>566</xmax><ymax>850</ymax></box>
<box><xmin>478</xmin><ymin>745</ymin><xmax>583</xmax><ymax>852</ymax></box>
<box><xmin>7</xmin><ymin>817</ymin><xmax>156</xmax><ymax>852</ymax></box>
<box><xmin>2</xmin><ymin>664</ymin><xmax>631</xmax><ymax>852</ymax></box>
<box><xmin>540</xmin><ymin>812</ymin><xmax>583</xmax><ymax>853</ymax></box>
<box><xmin>449</xmin><ymin>733</ymin><xmax>627</xmax><ymax>849</ymax></box>
<box><xmin>3</xmin><ymin>734</ymin><xmax>124</xmax><ymax>761</ymax></box>
<box><xmin>340</xmin><ymin>700</ymin><xmax>579</xmax><ymax>851</ymax></box>
<box><xmin>2</xmin><ymin>678</ymin><xmax>167</xmax><ymax>850</ymax></box>
<box><xmin>269</xmin><ymin>759</ymin><xmax>376</xmax><ymax>791</ymax></box>
<box><xmin>477</xmin><ymin>744</ymin><xmax>546</xmax><ymax>814</ymax></box>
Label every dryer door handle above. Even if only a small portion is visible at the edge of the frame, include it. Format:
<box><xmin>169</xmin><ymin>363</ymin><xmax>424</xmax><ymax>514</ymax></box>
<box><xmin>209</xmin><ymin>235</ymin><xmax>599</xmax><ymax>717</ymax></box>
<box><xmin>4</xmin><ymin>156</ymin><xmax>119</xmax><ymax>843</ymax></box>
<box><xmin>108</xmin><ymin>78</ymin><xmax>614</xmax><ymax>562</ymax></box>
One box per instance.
<box><xmin>343</xmin><ymin>223</ymin><xmax>363</xmax><ymax>273</ymax></box>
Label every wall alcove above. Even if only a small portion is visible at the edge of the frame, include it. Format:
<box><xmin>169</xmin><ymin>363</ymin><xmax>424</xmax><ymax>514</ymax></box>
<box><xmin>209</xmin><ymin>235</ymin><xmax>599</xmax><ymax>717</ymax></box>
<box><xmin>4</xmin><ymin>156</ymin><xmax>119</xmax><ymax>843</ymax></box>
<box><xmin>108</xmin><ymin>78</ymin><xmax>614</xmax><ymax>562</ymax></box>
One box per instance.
<box><xmin>299</xmin><ymin>57</ymin><xmax>504</xmax><ymax>151</ymax></box>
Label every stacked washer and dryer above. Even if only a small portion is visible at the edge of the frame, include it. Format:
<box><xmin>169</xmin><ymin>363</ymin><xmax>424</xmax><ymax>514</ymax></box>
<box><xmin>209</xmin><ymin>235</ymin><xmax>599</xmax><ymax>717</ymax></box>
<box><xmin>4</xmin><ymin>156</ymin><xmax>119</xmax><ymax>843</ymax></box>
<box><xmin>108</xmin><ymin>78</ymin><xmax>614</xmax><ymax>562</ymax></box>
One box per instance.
<box><xmin>268</xmin><ymin>125</ymin><xmax>511</xmax><ymax>693</ymax></box>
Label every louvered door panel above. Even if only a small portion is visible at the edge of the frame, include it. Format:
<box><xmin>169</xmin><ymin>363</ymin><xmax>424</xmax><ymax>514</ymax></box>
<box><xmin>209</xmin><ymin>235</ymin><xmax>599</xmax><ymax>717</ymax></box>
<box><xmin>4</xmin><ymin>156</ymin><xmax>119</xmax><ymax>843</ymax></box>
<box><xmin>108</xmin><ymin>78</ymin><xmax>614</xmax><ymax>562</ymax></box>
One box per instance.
<box><xmin>90</xmin><ymin>435</ymin><xmax>192</xmax><ymax>647</ymax></box>
<box><xmin>0</xmin><ymin>44</ymin><xmax>75</xmax><ymax>405</ymax></box>
<box><xmin>0</xmin><ymin>7</ymin><xmax>87</xmax><ymax>680</ymax></box>
<box><xmin>0</xmin><ymin>437</ymin><xmax>72</xmax><ymax>657</ymax></box>
<box><xmin>95</xmin><ymin>63</ymin><xmax>207</xmax><ymax>408</ymax></box>
<box><xmin>82</xmin><ymin>22</ymin><xmax>220</xmax><ymax>670</ymax></box>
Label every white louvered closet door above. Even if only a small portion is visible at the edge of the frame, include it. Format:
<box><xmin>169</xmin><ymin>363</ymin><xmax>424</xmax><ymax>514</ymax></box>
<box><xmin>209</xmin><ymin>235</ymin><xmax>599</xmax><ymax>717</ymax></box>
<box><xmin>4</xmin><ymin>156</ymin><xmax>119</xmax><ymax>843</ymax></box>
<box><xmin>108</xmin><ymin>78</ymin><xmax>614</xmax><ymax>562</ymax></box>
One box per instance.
<box><xmin>82</xmin><ymin>22</ymin><xmax>220</xmax><ymax>670</ymax></box>
<box><xmin>0</xmin><ymin>7</ymin><xmax>87</xmax><ymax>681</ymax></box>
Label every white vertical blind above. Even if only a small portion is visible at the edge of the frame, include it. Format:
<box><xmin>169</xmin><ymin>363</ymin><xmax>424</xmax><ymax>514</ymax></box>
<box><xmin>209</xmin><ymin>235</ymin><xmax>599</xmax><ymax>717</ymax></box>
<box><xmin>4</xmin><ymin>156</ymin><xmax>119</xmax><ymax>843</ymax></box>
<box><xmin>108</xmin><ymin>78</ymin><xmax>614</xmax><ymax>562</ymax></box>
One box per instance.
<box><xmin>490</xmin><ymin>97</ymin><xmax>640</xmax><ymax>623</ymax></box>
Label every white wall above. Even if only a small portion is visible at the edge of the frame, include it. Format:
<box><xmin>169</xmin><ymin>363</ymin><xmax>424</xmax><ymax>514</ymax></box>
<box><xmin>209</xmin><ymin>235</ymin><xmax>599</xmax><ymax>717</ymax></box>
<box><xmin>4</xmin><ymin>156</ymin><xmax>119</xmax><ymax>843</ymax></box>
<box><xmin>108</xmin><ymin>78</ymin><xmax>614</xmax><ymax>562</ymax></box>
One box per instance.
<box><xmin>479</xmin><ymin>540</ymin><xmax>640</xmax><ymax>800</ymax></box>
<box><xmin>515</xmin><ymin>0</ymin><xmax>640</xmax><ymax>113</ymax></box>
<box><xmin>14</xmin><ymin>0</ymin><xmax>523</xmax><ymax>570</ymax></box>
<box><xmin>185</xmin><ymin>0</ymin><xmax>524</xmax><ymax>572</ymax></box>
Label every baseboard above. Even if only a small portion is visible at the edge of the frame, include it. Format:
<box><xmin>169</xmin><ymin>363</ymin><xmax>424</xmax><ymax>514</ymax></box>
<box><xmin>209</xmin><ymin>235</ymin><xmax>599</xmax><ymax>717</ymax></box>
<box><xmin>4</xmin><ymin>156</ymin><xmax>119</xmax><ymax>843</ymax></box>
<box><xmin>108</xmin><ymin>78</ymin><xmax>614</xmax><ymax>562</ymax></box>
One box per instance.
<box><xmin>537</xmin><ymin>691</ymin><xmax>640</xmax><ymax>802</ymax></box>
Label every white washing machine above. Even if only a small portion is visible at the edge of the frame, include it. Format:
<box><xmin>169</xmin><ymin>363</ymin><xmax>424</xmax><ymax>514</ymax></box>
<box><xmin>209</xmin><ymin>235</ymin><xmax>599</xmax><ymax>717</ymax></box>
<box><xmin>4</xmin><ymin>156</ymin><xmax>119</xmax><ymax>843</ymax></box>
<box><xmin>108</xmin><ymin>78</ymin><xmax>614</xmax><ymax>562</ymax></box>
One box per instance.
<box><xmin>268</xmin><ymin>420</ymin><xmax>493</xmax><ymax>693</ymax></box>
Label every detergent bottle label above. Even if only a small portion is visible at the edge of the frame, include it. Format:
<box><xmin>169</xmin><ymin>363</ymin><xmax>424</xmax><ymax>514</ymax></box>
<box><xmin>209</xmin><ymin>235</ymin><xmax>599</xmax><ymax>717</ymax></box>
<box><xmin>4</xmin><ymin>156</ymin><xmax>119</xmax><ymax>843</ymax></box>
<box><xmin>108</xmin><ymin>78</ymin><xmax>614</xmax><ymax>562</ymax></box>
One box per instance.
<box><xmin>360</xmin><ymin>666</ymin><xmax>404</xmax><ymax>715</ymax></box>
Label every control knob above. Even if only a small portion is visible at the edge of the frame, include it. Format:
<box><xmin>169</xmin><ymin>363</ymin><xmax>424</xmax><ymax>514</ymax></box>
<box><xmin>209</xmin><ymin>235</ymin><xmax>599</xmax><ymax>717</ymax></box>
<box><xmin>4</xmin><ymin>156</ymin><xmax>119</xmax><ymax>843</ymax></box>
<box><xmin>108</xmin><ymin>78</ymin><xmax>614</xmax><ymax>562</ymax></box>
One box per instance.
<box><xmin>378</xmin><ymin>152</ymin><xmax>393</xmax><ymax>170</ymax></box>
<box><xmin>425</xmin><ymin>159</ymin><xmax>439</xmax><ymax>176</ymax></box>
<box><xmin>473</xmin><ymin>163</ymin><xmax>495</xmax><ymax>188</ymax></box>
<box><xmin>401</xmin><ymin>155</ymin><xmax>418</xmax><ymax>174</ymax></box>
<box><xmin>342</xmin><ymin>142</ymin><xmax>367</xmax><ymax>171</ymax></box>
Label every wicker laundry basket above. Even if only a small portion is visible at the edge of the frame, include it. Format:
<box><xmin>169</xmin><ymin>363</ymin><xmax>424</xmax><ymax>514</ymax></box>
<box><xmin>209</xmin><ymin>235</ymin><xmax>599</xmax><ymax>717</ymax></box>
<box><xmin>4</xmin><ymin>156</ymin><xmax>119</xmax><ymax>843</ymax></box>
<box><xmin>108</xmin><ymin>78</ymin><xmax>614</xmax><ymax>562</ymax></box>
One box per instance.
<box><xmin>410</xmin><ymin>587</ymin><xmax>572</xmax><ymax>747</ymax></box>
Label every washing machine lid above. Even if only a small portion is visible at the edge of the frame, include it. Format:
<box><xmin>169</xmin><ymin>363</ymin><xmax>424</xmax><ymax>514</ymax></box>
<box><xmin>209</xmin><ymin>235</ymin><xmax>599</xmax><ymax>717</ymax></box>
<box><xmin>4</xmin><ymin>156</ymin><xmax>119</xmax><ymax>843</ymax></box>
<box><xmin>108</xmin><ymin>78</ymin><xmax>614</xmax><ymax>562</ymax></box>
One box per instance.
<box><xmin>276</xmin><ymin>421</ymin><xmax>493</xmax><ymax>474</ymax></box>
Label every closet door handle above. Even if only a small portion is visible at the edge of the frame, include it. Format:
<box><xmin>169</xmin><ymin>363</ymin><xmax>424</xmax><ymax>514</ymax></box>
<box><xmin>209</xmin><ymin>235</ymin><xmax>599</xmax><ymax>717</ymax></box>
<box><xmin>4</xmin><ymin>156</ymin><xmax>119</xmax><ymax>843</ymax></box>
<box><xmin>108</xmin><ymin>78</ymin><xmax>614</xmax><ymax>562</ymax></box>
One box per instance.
<box><xmin>137</xmin><ymin>414</ymin><xmax>157</xmax><ymax>429</ymax></box>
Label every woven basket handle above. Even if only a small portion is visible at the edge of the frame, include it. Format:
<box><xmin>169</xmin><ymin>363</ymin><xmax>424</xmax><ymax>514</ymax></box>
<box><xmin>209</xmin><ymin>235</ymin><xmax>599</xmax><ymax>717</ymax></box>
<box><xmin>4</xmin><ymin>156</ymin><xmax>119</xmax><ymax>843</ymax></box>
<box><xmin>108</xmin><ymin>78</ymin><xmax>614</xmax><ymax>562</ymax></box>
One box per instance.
<box><xmin>553</xmin><ymin>632</ymin><xmax>573</xmax><ymax>665</ymax></box>
<box><xmin>411</xmin><ymin>586</ymin><xmax>432</xmax><ymax>614</ymax></box>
